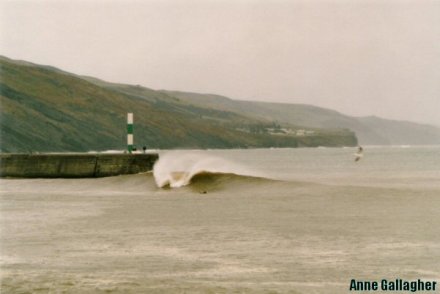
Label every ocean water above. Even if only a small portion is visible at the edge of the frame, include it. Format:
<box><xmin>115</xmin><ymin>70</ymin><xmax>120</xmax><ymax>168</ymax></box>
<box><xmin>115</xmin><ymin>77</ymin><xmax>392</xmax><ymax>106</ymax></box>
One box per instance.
<box><xmin>1</xmin><ymin>146</ymin><xmax>439</xmax><ymax>293</ymax></box>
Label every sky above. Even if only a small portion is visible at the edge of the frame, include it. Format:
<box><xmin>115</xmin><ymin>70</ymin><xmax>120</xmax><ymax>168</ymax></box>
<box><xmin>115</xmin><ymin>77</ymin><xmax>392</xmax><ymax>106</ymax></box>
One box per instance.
<box><xmin>1</xmin><ymin>0</ymin><xmax>439</xmax><ymax>126</ymax></box>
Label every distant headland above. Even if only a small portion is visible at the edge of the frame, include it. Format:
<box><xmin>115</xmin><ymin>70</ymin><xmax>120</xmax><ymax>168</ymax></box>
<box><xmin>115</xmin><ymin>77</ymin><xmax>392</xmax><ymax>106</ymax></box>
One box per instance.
<box><xmin>1</xmin><ymin>55</ymin><xmax>440</xmax><ymax>153</ymax></box>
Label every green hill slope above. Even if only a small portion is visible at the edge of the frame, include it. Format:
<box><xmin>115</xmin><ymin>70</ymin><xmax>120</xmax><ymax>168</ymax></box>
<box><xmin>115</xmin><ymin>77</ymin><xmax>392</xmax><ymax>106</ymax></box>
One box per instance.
<box><xmin>0</xmin><ymin>56</ymin><xmax>357</xmax><ymax>152</ymax></box>
<box><xmin>163</xmin><ymin>91</ymin><xmax>440</xmax><ymax>145</ymax></box>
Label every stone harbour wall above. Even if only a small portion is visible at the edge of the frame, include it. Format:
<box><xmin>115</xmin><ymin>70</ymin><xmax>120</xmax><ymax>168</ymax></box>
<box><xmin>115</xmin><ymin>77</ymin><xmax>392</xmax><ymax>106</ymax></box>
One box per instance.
<box><xmin>0</xmin><ymin>153</ymin><xmax>159</xmax><ymax>178</ymax></box>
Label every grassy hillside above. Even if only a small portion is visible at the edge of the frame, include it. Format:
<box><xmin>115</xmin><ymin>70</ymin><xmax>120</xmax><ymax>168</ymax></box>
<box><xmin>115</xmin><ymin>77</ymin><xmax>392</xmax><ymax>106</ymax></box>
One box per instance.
<box><xmin>0</xmin><ymin>56</ymin><xmax>357</xmax><ymax>152</ymax></box>
<box><xmin>163</xmin><ymin>91</ymin><xmax>440</xmax><ymax>145</ymax></box>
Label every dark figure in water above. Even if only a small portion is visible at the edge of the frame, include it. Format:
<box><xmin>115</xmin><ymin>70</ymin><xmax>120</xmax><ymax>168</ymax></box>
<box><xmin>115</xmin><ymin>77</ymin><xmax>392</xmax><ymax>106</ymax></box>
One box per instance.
<box><xmin>354</xmin><ymin>146</ymin><xmax>363</xmax><ymax>162</ymax></box>
<box><xmin>143</xmin><ymin>146</ymin><xmax>147</xmax><ymax>153</ymax></box>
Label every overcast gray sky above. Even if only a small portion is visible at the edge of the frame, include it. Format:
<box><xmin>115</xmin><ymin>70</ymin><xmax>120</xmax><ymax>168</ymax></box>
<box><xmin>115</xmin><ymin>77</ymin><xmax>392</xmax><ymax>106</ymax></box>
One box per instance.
<box><xmin>1</xmin><ymin>0</ymin><xmax>439</xmax><ymax>126</ymax></box>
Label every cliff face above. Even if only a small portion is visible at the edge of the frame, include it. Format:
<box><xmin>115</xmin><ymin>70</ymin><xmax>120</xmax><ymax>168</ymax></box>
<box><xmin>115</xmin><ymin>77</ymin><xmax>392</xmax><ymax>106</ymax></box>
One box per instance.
<box><xmin>0</xmin><ymin>56</ymin><xmax>357</xmax><ymax>152</ymax></box>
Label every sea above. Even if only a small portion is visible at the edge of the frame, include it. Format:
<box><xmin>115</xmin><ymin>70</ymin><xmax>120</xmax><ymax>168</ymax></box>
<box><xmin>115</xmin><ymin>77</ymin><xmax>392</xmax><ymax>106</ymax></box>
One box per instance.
<box><xmin>1</xmin><ymin>146</ymin><xmax>439</xmax><ymax>293</ymax></box>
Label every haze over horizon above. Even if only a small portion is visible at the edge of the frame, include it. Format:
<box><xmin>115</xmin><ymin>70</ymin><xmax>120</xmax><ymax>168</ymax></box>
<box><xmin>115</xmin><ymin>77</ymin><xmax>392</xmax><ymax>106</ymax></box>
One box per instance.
<box><xmin>1</xmin><ymin>0</ymin><xmax>439</xmax><ymax>127</ymax></box>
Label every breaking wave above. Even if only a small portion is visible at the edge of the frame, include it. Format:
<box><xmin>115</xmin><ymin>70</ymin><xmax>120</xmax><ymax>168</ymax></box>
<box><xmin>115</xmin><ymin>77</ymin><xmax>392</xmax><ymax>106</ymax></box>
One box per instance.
<box><xmin>153</xmin><ymin>152</ymin><xmax>265</xmax><ymax>188</ymax></box>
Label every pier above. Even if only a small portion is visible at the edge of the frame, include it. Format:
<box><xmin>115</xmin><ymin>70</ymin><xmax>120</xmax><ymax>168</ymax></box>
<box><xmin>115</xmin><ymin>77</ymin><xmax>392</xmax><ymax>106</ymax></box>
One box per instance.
<box><xmin>0</xmin><ymin>153</ymin><xmax>158</xmax><ymax>178</ymax></box>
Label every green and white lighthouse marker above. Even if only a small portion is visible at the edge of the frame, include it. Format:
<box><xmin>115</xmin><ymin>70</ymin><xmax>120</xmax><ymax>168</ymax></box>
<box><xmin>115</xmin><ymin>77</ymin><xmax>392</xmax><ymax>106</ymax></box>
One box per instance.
<box><xmin>127</xmin><ymin>112</ymin><xmax>134</xmax><ymax>153</ymax></box>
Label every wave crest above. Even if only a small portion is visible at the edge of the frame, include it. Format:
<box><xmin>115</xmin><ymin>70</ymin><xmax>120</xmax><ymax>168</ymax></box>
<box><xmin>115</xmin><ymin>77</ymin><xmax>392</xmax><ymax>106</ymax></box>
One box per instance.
<box><xmin>153</xmin><ymin>152</ymin><xmax>262</xmax><ymax>188</ymax></box>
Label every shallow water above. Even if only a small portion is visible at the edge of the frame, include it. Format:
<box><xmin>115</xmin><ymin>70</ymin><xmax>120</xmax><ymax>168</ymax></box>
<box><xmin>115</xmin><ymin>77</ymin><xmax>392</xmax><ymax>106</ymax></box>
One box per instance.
<box><xmin>1</xmin><ymin>147</ymin><xmax>439</xmax><ymax>293</ymax></box>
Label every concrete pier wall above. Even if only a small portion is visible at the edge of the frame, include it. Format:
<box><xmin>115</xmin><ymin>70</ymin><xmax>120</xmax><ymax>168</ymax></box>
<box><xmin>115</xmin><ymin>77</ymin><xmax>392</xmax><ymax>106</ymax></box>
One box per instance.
<box><xmin>0</xmin><ymin>153</ymin><xmax>158</xmax><ymax>178</ymax></box>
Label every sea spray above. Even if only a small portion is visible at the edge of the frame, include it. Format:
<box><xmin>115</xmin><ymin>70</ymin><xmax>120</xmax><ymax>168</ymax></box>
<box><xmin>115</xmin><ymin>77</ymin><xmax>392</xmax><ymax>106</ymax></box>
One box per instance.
<box><xmin>153</xmin><ymin>152</ymin><xmax>258</xmax><ymax>188</ymax></box>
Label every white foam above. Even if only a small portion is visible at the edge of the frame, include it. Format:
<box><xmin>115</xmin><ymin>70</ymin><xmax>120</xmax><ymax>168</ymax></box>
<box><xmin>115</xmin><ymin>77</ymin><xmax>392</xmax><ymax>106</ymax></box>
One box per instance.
<box><xmin>153</xmin><ymin>152</ymin><xmax>256</xmax><ymax>188</ymax></box>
